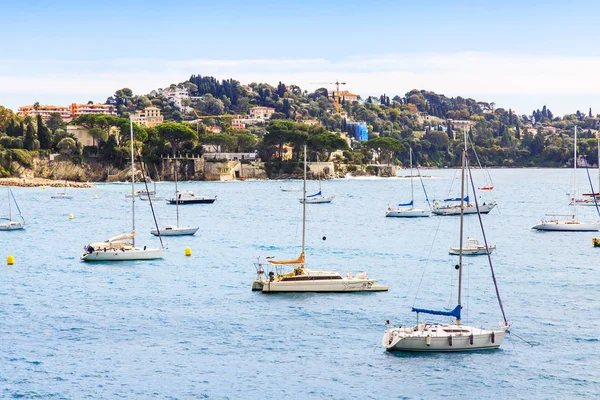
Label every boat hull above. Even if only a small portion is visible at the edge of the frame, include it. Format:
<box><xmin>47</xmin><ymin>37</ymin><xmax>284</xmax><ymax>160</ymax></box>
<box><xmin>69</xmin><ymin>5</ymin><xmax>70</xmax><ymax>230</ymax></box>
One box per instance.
<box><xmin>449</xmin><ymin>246</ymin><xmax>495</xmax><ymax>255</ymax></box>
<box><xmin>299</xmin><ymin>196</ymin><xmax>335</xmax><ymax>204</ymax></box>
<box><xmin>433</xmin><ymin>202</ymin><xmax>496</xmax><ymax>215</ymax></box>
<box><xmin>0</xmin><ymin>221</ymin><xmax>25</xmax><ymax>231</ymax></box>
<box><xmin>151</xmin><ymin>226</ymin><xmax>198</xmax><ymax>236</ymax></box>
<box><xmin>386</xmin><ymin>208</ymin><xmax>430</xmax><ymax>218</ymax></box>
<box><xmin>51</xmin><ymin>195</ymin><xmax>73</xmax><ymax>199</ymax></box>
<box><xmin>383</xmin><ymin>327</ymin><xmax>507</xmax><ymax>352</ymax></box>
<box><xmin>259</xmin><ymin>278</ymin><xmax>388</xmax><ymax>293</ymax></box>
<box><xmin>81</xmin><ymin>248</ymin><xmax>164</xmax><ymax>261</ymax></box>
<box><xmin>167</xmin><ymin>198</ymin><xmax>216</xmax><ymax>204</ymax></box>
<box><xmin>531</xmin><ymin>221</ymin><xmax>600</xmax><ymax>231</ymax></box>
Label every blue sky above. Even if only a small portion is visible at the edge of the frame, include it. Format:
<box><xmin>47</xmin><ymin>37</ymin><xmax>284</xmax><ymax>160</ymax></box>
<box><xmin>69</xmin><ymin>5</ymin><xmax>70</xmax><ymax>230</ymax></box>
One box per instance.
<box><xmin>2</xmin><ymin>0</ymin><xmax>600</xmax><ymax>114</ymax></box>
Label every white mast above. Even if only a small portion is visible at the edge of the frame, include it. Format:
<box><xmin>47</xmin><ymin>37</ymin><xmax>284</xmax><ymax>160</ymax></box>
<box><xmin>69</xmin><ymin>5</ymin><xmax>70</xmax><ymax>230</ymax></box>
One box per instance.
<box><xmin>457</xmin><ymin>129</ymin><xmax>467</xmax><ymax>325</ymax></box>
<box><xmin>409</xmin><ymin>147</ymin><xmax>414</xmax><ymax>206</ymax></box>
<box><xmin>574</xmin><ymin>126</ymin><xmax>578</xmax><ymax>218</ymax></box>
<box><xmin>175</xmin><ymin>159</ymin><xmax>180</xmax><ymax>227</ymax></box>
<box><xmin>130</xmin><ymin>116</ymin><xmax>136</xmax><ymax>247</ymax></box>
<box><xmin>302</xmin><ymin>145</ymin><xmax>307</xmax><ymax>265</ymax></box>
<box><xmin>597</xmin><ymin>135</ymin><xmax>599</xmax><ymax>196</ymax></box>
<box><xmin>7</xmin><ymin>187</ymin><xmax>11</xmax><ymax>222</ymax></box>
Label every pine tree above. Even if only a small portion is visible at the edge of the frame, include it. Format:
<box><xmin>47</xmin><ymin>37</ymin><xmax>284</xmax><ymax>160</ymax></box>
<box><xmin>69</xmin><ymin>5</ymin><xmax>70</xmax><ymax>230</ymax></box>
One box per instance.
<box><xmin>36</xmin><ymin>114</ymin><xmax>51</xmax><ymax>149</ymax></box>
<box><xmin>24</xmin><ymin>123</ymin><xmax>36</xmax><ymax>150</ymax></box>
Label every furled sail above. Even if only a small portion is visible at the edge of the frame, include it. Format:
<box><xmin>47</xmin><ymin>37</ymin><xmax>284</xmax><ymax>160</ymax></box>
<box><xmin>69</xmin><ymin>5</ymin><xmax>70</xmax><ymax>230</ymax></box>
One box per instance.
<box><xmin>108</xmin><ymin>231</ymin><xmax>135</xmax><ymax>242</ymax></box>
<box><xmin>398</xmin><ymin>200</ymin><xmax>413</xmax><ymax>207</ymax></box>
<box><xmin>443</xmin><ymin>196</ymin><xmax>469</xmax><ymax>202</ymax></box>
<box><xmin>267</xmin><ymin>252</ymin><xmax>305</xmax><ymax>265</ymax></box>
<box><xmin>412</xmin><ymin>305</ymin><xmax>461</xmax><ymax>320</ymax></box>
<box><xmin>306</xmin><ymin>191</ymin><xmax>322</xmax><ymax>198</ymax></box>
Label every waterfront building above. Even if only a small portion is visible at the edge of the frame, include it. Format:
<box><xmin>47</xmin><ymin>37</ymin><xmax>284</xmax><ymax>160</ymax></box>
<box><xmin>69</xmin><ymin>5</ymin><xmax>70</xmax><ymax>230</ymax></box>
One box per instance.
<box><xmin>130</xmin><ymin>106</ymin><xmax>164</xmax><ymax>128</ymax></box>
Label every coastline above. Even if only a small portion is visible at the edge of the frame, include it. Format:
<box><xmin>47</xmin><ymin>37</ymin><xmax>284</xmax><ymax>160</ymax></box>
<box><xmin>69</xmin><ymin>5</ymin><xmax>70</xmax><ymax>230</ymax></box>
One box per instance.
<box><xmin>0</xmin><ymin>177</ymin><xmax>95</xmax><ymax>188</ymax></box>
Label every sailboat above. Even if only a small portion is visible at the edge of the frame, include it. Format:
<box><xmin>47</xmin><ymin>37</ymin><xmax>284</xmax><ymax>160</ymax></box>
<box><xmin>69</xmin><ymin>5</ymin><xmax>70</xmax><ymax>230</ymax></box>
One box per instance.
<box><xmin>386</xmin><ymin>148</ymin><xmax>431</xmax><ymax>217</ymax></box>
<box><xmin>382</xmin><ymin>133</ymin><xmax>509</xmax><ymax>352</ymax></box>
<box><xmin>51</xmin><ymin>180</ymin><xmax>73</xmax><ymax>199</ymax></box>
<box><xmin>0</xmin><ymin>187</ymin><xmax>25</xmax><ymax>231</ymax></box>
<box><xmin>252</xmin><ymin>145</ymin><xmax>388</xmax><ymax>293</ymax></box>
<box><xmin>571</xmin><ymin>136</ymin><xmax>600</xmax><ymax>206</ymax></box>
<box><xmin>151</xmin><ymin>159</ymin><xmax>199</xmax><ymax>236</ymax></box>
<box><xmin>81</xmin><ymin>117</ymin><xmax>165</xmax><ymax>261</ymax></box>
<box><xmin>299</xmin><ymin>155</ymin><xmax>334</xmax><ymax>204</ymax></box>
<box><xmin>532</xmin><ymin>127</ymin><xmax>600</xmax><ymax>231</ymax></box>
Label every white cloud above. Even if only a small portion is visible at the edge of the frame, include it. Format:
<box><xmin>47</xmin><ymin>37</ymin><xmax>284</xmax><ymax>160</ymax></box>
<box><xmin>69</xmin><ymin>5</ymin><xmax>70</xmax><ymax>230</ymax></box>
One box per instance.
<box><xmin>2</xmin><ymin>52</ymin><xmax>600</xmax><ymax>114</ymax></box>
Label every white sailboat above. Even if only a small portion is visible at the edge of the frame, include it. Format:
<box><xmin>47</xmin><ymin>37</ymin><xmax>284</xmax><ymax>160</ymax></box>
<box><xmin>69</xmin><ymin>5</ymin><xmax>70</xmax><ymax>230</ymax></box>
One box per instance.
<box><xmin>0</xmin><ymin>187</ymin><xmax>25</xmax><ymax>231</ymax></box>
<box><xmin>449</xmin><ymin>238</ymin><xmax>495</xmax><ymax>256</ymax></box>
<box><xmin>51</xmin><ymin>180</ymin><xmax>73</xmax><ymax>199</ymax></box>
<box><xmin>299</xmin><ymin>155</ymin><xmax>334</xmax><ymax>204</ymax></box>
<box><xmin>253</xmin><ymin>145</ymin><xmax>387</xmax><ymax>293</ymax></box>
<box><xmin>532</xmin><ymin>127</ymin><xmax>600</xmax><ymax>231</ymax></box>
<box><xmin>570</xmin><ymin>136</ymin><xmax>600</xmax><ymax>206</ymax></box>
<box><xmin>151</xmin><ymin>160</ymin><xmax>199</xmax><ymax>236</ymax></box>
<box><xmin>383</xmin><ymin>133</ymin><xmax>509</xmax><ymax>352</ymax></box>
<box><xmin>81</xmin><ymin>117</ymin><xmax>165</xmax><ymax>261</ymax></box>
<box><xmin>386</xmin><ymin>148</ymin><xmax>431</xmax><ymax>217</ymax></box>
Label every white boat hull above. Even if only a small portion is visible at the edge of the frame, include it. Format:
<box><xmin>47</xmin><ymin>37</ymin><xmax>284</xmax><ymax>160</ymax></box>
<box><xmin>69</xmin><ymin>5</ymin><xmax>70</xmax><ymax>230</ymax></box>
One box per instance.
<box><xmin>300</xmin><ymin>196</ymin><xmax>335</xmax><ymax>204</ymax></box>
<box><xmin>259</xmin><ymin>278</ymin><xmax>388</xmax><ymax>293</ymax></box>
<box><xmin>531</xmin><ymin>220</ymin><xmax>600</xmax><ymax>231</ymax></box>
<box><xmin>449</xmin><ymin>245</ymin><xmax>495</xmax><ymax>255</ymax></box>
<box><xmin>433</xmin><ymin>202</ymin><xmax>496</xmax><ymax>215</ymax></box>
<box><xmin>386</xmin><ymin>208</ymin><xmax>430</xmax><ymax>218</ymax></box>
<box><xmin>81</xmin><ymin>247</ymin><xmax>164</xmax><ymax>261</ymax></box>
<box><xmin>0</xmin><ymin>221</ymin><xmax>25</xmax><ymax>231</ymax></box>
<box><xmin>51</xmin><ymin>194</ymin><xmax>72</xmax><ymax>199</ymax></box>
<box><xmin>151</xmin><ymin>226</ymin><xmax>198</xmax><ymax>236</ymax></box>
<box><xmin>383</xmin><ymin>325</ymin><xmax>508</xmax><ymax>352</ymax></box>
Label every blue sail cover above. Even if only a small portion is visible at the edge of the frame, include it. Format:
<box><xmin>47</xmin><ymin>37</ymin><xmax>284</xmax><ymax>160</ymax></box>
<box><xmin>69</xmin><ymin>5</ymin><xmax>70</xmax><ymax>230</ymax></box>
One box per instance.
<box><xmin>443</xmin><ymin>196</ymin><xmax>469</xmax><ymax>202</ymax></box>
<box><xmin>398</xmin><ymin>200</ymin><xmax>413</xmax><ymax>207</ymax></box>
<box><xmin>412</xmin><ymin>305</ymin><xmax>461</xmax><ymax>320</ymax></box>
<box><xmin>306</xmin><ymin>191</ymin><xmax>322</xmax><ymax>198</ymax></box>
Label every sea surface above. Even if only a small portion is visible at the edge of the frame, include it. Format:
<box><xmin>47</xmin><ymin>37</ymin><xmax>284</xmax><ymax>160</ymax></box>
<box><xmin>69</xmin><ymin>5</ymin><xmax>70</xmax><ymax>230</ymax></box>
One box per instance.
<box><xmin>1</xmin><ymin>169</ymin><xmax>599</xmax><ymax>399</ymax></box>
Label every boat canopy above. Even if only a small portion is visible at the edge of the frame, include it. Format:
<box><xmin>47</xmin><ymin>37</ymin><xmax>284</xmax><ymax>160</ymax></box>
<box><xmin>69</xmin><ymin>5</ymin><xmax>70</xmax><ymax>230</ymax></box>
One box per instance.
<box><xmin>306</xmin><ymin>191</ymin><xmax>322</xmax><ymax>198</ymax></box>
<box><xmin>443</xmin><ymin>196</ymin><xmax>469</xmax><ymax>202</ymax></box>
<box><xmin>108</xmin><ymin>232</ymin><xmax>135</xmax><ymax>242</ymax></box>
<box><xmin>267</xmin><ymin>252</ymin><xmax>305</xmax><ymax>265</ymax></box>
<box><xmin>412</xmin><ymin>305</ymin><xmax>461</xmax><ymax>320</ymax></box>
<box><xmin>398</xmin><ymin>200</ymin><xmax>413</xmax><ymax>207</ymax></box>
<box><xmin>87</xmin><ymin>241</ymin><xmax>133</xmax><ymax>251</ymax></box>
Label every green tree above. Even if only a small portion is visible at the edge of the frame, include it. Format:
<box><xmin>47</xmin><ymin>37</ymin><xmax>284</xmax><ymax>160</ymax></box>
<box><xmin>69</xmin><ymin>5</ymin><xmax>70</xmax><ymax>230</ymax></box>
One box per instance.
<box><xmin>234</xmin><ymin>133</ymin><xmax>258</xmax><ymax>152</ymax></box>
<box><xmin>203</xmin><ymin>133</ymin><xmax>235</xmax><ymax>152</ymax></box>
<box><xmin>24</xmin><ymin>123</ymin><xmax>36</xmax><ymax>150</ymax></box>
<box><xmin>155</xmin><ymin>122</ymin><xmax>198</xmax><ymax>154</ymax></box>
<box><xmin>46</xmin><ymin>113</ymin><xmax>65</xmax><ymax>134</ymax></box>
<box><xmin>57</xmin><ymin>137</ymin><xmax>77</xmax><ymax>155</ymax></box>
<box><xmin>36</xmin><ymin>114</ymin><xmax>52</xmax><ymax>149</ymax></box>
<box><xmin>308</xmin><ymin>131</ymin><xmax>349</xmax><ymax>161</ymax></box>
<box><xmin>364</xmin><ymin>137</ymin><xmax>405</xmax><ymax>164</ymax></box>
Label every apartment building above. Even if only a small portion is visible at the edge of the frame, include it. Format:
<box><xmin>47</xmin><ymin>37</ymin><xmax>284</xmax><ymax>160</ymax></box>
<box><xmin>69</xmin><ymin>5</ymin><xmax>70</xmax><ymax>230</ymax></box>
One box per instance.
<box><xmin>18</xmin><ymin>105</ymin><xmax>72</xmax><ymax>120</ymax></box>
<box><xmin>130</xmin><ymin>106</ymin><xmax>164</xmax><ymax>128</ymax></box>
<box><xmin>70</xmin><ymin>103</ymin><xmax>117</xmax><ymax>117</ymax></box>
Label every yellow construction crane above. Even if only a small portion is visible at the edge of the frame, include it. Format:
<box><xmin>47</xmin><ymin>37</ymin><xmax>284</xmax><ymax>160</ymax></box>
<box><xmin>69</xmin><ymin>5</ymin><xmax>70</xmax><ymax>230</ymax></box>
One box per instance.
<box><xmin>310</xmin><ymin>81</ymin><xmax>347</xmax><ymax>112</ymax></box>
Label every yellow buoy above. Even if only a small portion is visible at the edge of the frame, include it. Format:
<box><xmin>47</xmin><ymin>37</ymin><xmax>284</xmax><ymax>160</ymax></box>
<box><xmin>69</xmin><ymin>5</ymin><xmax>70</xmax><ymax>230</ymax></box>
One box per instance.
<box><xmin>593</xmin><ymin>238</ymin><xmax>600</xmax><ymax>247</ymax></box>
<box><xmin>185</xmin><ymin>247</ymin><xmax>192</xmax><ymax>256</ymax></box>
<box><xmin>42</xmin><ymin>185</ymin><xmax>45</xmax><ymax>190</ymax></box>
<box><xmin>93</xmin><ymin>195</ymin><xmax>98</xmax><ymax>199</ymax></box>
<box><xmin>7</xmin><ymin>255</ymin><xmax>14</xmax><ymax>265</ymax></box>
<box><xmin>69</xmin><ymin>213</ymin><xmax>73</xmax><ymax>220</ymax></box>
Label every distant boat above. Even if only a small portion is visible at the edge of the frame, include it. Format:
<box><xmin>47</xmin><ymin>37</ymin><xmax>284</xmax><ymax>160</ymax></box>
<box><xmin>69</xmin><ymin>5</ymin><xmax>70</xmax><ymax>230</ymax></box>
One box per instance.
<box><xmin>299</xmin><ymin>156</ymin><xmax>334</xmax><ymax>204</ymax></box>
<box><xmin>280</xmin><ymin>186</ymin><xmax>302</xmax><ymax>192</ymax></box>
<box><xmin>386</xmin><ymin>148</ymin><xmax>431</xmax><ymax>217</ymax></box>
<box><xmin>51</xmin><ymin>180</ymin><xmax>73</xmax><ymax>199</ymax></box>
<box><xmin>449</xmin><ymin>238</ymin><xmax>495</xmax><ymax>256</ymax></box>
<box><xmin>167</xmin><ymin>190</ymin><xmax>216</xmax><ymax>204</ymax></box>
<box><xmin>533</xmin><ymin>127</ymin><xmax>600</xmax><ymax>231</ymax></box>
<box><xmin>0</xmin><ymin>187</ymin><xmax>25</xmax><ymax>231</ymax></box>
<box><xmin>81</xmin><ymin>117</ymin><xmax>164</xmax><ymax>261</ymax></box>
<box><xmin>151</xmin><ymin>159</ymin><xmax>198</xmax><ymax>236</ymax></box>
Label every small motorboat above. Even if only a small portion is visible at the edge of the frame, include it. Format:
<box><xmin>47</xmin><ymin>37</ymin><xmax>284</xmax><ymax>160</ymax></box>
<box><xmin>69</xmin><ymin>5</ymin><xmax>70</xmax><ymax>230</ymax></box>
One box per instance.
<box><xmin>449</xmin><ymin>238</ymin><xmax>496</xmax><ymax>255</ymax></box>
<box><xmin>167</xmin><ymin>190</ymin><xmax>216</xmax><ymax>204</ymax></box>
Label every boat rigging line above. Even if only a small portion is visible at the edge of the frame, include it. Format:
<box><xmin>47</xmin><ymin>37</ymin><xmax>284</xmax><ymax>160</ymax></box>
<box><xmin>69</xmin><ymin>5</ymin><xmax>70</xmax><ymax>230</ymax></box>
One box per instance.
<box><xmin>583</xmin><ymin>158</ymin><xmax>600</xmax><ymax>217</ymax></box>
<box><xmin>138</xmin><ymin>156</ymin><xmax>164</xmax><ymax>249</ymax></box>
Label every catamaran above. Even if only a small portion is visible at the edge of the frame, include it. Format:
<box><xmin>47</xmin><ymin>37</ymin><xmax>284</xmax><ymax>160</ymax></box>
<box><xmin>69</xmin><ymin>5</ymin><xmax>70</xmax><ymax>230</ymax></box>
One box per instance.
<box><xmin>532</xmin><ymin>127</ymin><xmax>600</xmax><ymax>231</ymax></box>
<box><xmin>81</xmin><ymin>117</ymin><xmax>165</xmax><ymax>261</ymax></box>
<box><xmin>151</xmin><ymin>159</ymin><xmax>199</xmax><ymax>236</ymax></box>
<box><xmin>383</xmin><ymin>132</ymin><xmax>509</xmax><ymax>352</ymax></box>
<box><xmin>386</xmin><ymin>147</ymin><xmax>431</xmax><ymax>217</ymax></box>
<box><xmin>0</xmin><ymin>187</ymin><xmax>25</xmax><ymax>231</ymax></box>
<box><xmin>253</xmin><ymin>145</ymin><xmax>387</xmax><ymax>293</ymax></box>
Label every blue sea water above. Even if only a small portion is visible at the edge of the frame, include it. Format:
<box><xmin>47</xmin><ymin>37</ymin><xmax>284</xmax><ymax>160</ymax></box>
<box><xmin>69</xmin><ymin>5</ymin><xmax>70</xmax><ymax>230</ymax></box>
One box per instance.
<box><xmin>1</xmin><ymin>169</ymin><xmax>599</xmax><ymax>399</ymax></box>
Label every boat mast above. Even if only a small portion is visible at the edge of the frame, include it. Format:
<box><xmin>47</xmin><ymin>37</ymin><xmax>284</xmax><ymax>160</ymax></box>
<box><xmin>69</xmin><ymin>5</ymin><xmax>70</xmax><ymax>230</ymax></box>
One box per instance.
<box><xmin>409</xmin><ymin>147</ymin><xmax>414</xmax><ymax>206</ymax></box>
<box><xmin>597</xmin><ymin>135</ymin><xmax>599</xmax><ymax>196</ymax></box>
<box><xmin>302</xmin><ymin>145</ymin><xmax>307</xmax><ymax>265</ymax></box>
<box><xmin>574</xmin><ymin>126</ymin><xmax>578</xmax><ymax>218</ymax></box>
<box><xmin>457</xmin><ymin>130</ymin><xmax>467</xmax><ymax>325</ymax></box>
<box><xmin>130</xmin><ymin>116</ymin><xmax>136</xmax><ymax>247</ymax></box>
<box><xmin>175</xmin><ymin>159</ymin><xmax>180</xmax><ymax>227</ymax></box>
<box><xmin>7</xmin><ymin>187</ymin><xmax>11</xmax><ymax>222</ymax></box>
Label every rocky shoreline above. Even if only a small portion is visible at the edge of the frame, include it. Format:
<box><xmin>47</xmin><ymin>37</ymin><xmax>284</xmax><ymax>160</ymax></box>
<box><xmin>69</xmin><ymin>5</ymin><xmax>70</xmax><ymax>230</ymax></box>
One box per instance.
<box><xmin>0</xmin><ymin>177</ymin><xmax>95</xmax><ymax>188</ymax></box>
